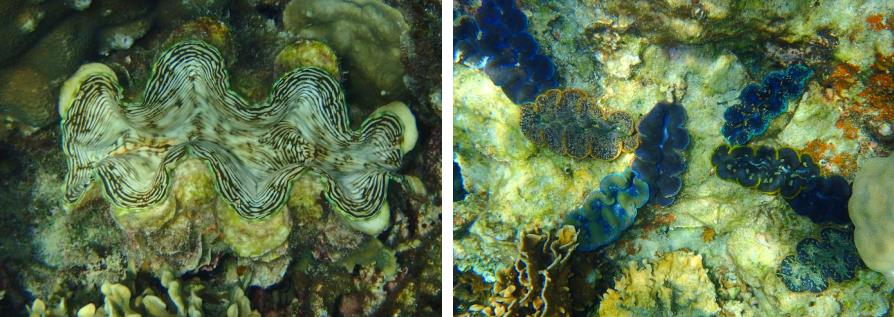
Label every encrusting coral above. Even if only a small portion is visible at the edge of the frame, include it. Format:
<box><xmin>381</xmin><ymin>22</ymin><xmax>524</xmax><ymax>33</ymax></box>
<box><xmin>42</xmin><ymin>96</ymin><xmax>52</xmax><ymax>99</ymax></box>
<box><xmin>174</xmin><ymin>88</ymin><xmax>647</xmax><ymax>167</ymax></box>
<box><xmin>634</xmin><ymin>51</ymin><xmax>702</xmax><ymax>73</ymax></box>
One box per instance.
<box><xmin>282</xmin><ymin>0</ymin><xmax>409</xmax><ymax>106</ymax></box>
<box><xmin>776</xmin><ymin>228</ymin><xmax>863</xmax><ymax>293</ymax></box>
<box><xmin>849</xmin><ymin>156</ymin><xmax>894</xmax><ymax>284</ymax></box>
<box><xmin>596</xmin><ymin>250</ymin><xmax>721</xmax><ymax>317</ymax></box>
<box><xmin>59</xmin><ymin>39</ymin><xmax>417</xmax><ymax>236</ymax></box>
<box><xmin>470</xmin><ymin>225</ymin><xmax>578</xmax><ymax>317</ymax></box>
<box><xmin>520</xmin><ymin>89</ymin><xmax>637</xmax><ymax>160</ymax></box>
<box><xmin>564</xmin><ymin>169</ymin><xmax>649</xmax><ymax>252</ymax></box>
<box><xmin>631</xmin><ymin>101</ymin><xmax>689</xmax><ymax>206</ymax></box>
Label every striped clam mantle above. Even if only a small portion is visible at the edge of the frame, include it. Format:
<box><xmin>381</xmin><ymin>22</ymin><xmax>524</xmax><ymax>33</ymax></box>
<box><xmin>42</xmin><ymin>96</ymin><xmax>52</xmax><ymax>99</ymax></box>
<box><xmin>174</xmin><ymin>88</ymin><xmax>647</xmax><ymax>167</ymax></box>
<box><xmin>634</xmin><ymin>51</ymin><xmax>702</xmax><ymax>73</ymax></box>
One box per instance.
<box><xmin>59</xmin><ymin>40</ymin><xmax>417</xmax><ymax>235</ymax></box>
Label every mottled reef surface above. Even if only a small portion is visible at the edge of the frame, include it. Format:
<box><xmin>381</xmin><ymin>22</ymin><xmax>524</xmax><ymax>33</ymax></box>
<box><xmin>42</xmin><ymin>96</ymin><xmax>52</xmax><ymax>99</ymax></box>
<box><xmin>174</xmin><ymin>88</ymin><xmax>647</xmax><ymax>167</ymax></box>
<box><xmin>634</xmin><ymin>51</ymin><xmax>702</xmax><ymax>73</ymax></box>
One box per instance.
<box><xmin>454</xmin><ymin>0</ymin><xmax>894</xmax><ymax>316</ymax></box>
<box><xmin>0</xmin><ymin>0</ymin><xmax>441</xmax><ymax>316</ymax></box>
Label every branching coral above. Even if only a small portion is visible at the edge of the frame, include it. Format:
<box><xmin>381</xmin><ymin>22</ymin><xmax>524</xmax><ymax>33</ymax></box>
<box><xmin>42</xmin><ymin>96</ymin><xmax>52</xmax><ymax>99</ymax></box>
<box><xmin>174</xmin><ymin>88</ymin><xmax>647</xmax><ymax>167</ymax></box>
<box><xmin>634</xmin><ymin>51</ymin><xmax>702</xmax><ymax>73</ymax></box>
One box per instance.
<box><xmin>29</xmin><ymin>271</ymin><xmax>260</xmax><ymax>317</ymax></box>
<box><xmin>777</xmin><ymin>228</ymin><xmax>863</xmax><ymax>293</ymax></box>
<box><xmin>721</xmin><ymin>64</ymin><xmax>813</xmax><ymax>145</ymax></box>
<box><xmin>565</xmin><ymin>169</ymin><xmax>649</xmax><ymax>252</ymax></box>
<box><xmin>850</xmin><ymin>156</ymin><xmax>894</xmax><ymax>284</ymax></box>
<box><xmin>59</xmin><ymin>40</ymin><xmax>417</xmax><ymax>236</ymax></box>
<box><xmin>631</xmin><ymin>102</ymin><xmax>689</xmax><ymax>206</ymax></box>
<box><xmin>711</xmin><ymin>144</ymin><xmax>851</xmax><ymax>224</ymax></box>
<box><xmin>520</xmin><ymin>89</ymin><xmax>637</xmax><ymax>160</ymax></box>
<box><xmin>597</xmin><ymin>250</ymin><xmax>720</xmax><ymax>317</ymax></box>
<box><xmin>453</xmin><ymin>0</ymin><xmax>558</xmax><ymax>104</ymax></box>
<box><xmin>470</xmin><ymin>225</ymin><xmax>578</xmax><ymax>317</ymax></box>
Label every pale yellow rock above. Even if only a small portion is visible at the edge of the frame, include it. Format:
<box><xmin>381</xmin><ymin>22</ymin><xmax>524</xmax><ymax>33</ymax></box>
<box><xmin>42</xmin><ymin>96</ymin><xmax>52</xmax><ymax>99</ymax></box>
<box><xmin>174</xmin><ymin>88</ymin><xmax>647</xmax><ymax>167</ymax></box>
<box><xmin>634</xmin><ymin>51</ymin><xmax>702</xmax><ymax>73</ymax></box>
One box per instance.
<box><xmin>596</xmin><ymin>250</ymin><xmax>720</xmax><ymax>316</ymax></box>
<box><xmin>850</xmin><ymin>156</ymin><xmax>894</xmax><ymax>284</ymax></box>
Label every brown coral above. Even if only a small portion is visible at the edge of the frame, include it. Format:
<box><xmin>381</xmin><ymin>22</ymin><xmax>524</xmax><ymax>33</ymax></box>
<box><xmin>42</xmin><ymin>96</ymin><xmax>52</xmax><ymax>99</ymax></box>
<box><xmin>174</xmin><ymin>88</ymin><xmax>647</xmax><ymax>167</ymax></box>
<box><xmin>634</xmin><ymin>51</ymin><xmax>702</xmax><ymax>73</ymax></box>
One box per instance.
<box><xmin>520</xmin><ymin>89</ymin><xmax>637</xmax><ymax>160</ymax></box>
<box><xmin>471</xmin><ymin>225</ymin><xmax>578</xmax><ymax>317</ymax></box>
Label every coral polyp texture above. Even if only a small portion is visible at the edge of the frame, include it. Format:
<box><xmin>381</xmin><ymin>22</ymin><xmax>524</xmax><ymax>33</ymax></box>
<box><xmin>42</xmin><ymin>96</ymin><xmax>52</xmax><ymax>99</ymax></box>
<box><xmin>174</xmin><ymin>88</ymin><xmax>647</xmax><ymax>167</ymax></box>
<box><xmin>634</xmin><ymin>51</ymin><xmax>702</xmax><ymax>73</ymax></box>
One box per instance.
<box><xmin>520</xmin><ymin>89</ymin><xmax>637</xmax><ymax>160</ymax></box>
<box><xmin>453</xmin><ymin>0</ymin><xmax>558</xmax><ymax>104</ymax></box>
<box><xmin>59</xmin><ymin>40</ymin><xmax>417</xmax><ymax>235</ymax></box>
<box><xmin>564</xmin><ymin>169</ymin><xmax>649</xmax><ymax>252</ymax></box>
<box><xmin>711</xmin><ymin>144</ymin><xmax>851</xmax><ymax>224</ymax></box>
<box><xmin>850</xmin><ymin>156</ymin><xmax>894</xmax><ymax>284</ymax></box>
<box><xmin>776</xmin><ymin>228</ymin><xmax>863</xmax><ymax>293</ymax></box>
<box><xmin>631</xmin><ymin>101</ymin><xmax>690</xmax><ymax>206</ymax></box>
<box><xmin>721</xmin><ymin>64</ymin><xmax>813</xmax><ymax>145</ymax></box>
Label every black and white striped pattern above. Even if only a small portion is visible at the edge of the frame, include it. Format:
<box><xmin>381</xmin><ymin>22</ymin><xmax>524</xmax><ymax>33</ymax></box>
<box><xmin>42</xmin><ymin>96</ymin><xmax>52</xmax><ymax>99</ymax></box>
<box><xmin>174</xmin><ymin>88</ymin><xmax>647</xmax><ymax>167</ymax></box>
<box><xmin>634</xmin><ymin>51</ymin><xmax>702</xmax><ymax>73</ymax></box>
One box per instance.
<box><xmin>61</xmin><ymin>40</ymin><xmax>412</xmax><ymax>222</ymax></box>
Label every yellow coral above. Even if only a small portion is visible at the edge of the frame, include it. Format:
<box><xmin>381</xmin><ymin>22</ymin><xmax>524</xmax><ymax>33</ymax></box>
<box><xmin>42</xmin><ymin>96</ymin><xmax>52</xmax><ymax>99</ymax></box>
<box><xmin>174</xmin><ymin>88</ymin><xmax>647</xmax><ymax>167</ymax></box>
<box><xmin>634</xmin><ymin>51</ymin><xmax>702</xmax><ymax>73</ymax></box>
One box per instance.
<box><xmin>850</xmin><ymin>156</ymin><xmax>894</xmax><ymax>284</ymax></box>
<box><xmin>597</xmin><ymin>251</ymin><xmax>720</xmax><ymax>316</ymax></box>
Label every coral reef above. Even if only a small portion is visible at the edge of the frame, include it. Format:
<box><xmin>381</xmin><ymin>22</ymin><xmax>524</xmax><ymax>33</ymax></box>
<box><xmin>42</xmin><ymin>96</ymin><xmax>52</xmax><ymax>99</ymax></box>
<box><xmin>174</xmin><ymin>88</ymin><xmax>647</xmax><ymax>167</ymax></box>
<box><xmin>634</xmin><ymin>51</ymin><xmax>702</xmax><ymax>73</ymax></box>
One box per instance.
<box><xmin>455</xmin><ymin>0</ymin><xmax>894</xmax><ymax>314</ymax></box>
<box><xmin>721</xmin><ymin>64</ymin><xmax>813</xmax><ymax>145</ymax></box>
<box><xmin>850</xmin><ymin>156</ymin><xmax>894</xmax><ymax>284</ymax></box>
<box><xmin>60</xmin><ymin>39</ymin><xmax>417</xmax><ymax>235</ymax></box>
<box><xmin>777</xmin><ymin>228</ymin><xmax>863</xmax><ymax>293</ymax></box>
<box><xmin>597</xmin><ymin>250</ymin><xmax>721</xmax><ymax>317</ymax></box>
<box><xmin>520</xmin><ymin>89</ymin><xmax>637</xmax><ymax>160</ymax></box>
<box><xmin>282</xmin><ymin>0</ymin><xmax>410</xmax><ymax>106</ymax></box>
<box><xmin>631</xmin><ymin>101</ymin><xmax>689</xmax><ymax>206</ymax></box>
<box><xmin>470</xmin><ymin>225</ymin><xmax>578</xmax><ymax>317</ymax></box>
<box><xmin>453</xmin><ymin>0</ymin><xmax>559</xmax><ymax>104</ymax></box>
<box><xmin>564</xmin><ymin>169</ymin><xmax>649</xmax><ymax>252</ymax></box>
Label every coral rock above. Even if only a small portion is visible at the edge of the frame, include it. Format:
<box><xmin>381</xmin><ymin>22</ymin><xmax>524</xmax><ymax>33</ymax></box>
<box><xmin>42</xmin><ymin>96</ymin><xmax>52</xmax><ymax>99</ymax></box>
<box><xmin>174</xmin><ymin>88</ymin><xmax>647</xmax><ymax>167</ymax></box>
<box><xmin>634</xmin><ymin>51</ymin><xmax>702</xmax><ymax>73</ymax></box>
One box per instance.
<box><xmin>283</xmin><ymin>0</ymin><xmax>409</xmax><ymax>106</ymax></box>
<box><xmin>850</xmin><ymin>156</ymin><xmax>894</xmax><ymax>284</ymax></box>
<box><xmin>597</xmin><ymin>250</ymin><xmax>721</xmax><ymax>316</ymax></box>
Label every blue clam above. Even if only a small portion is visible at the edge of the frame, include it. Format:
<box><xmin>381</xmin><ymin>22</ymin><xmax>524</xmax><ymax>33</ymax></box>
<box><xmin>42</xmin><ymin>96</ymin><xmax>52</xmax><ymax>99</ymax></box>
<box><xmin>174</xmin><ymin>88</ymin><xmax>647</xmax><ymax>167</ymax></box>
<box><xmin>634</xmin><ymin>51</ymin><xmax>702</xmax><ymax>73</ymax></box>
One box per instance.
<box><xmin>565</xmin><ymin>169</ymin><xmax>649</xmax><ymax>252</ymax></box>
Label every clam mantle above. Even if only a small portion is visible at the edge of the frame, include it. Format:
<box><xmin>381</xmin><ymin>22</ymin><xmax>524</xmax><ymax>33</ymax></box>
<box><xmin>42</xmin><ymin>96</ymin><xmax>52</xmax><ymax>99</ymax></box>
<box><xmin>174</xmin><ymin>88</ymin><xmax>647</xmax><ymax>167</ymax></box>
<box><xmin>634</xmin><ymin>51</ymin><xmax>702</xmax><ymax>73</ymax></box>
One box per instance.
<box><xmin>59</xmin><ymin>40</ymin><xmax>417</xmax><ymax>235</ymax></box>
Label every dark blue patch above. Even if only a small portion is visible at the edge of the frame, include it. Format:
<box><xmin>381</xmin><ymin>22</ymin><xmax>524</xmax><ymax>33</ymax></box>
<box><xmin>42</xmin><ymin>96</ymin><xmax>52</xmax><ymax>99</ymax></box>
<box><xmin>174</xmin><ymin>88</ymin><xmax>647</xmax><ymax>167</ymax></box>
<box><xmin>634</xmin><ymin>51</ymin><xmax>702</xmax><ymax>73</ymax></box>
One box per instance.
<box><xmin>777</xmin><ymin>228</ymin><xmax>863</xmax><ymax>293</ymax></box>
<box><xmin>632</xmin><ymin>102</ymin><xmax>690</xmax><ymax>206</ymax></box>
<box><xmin>453</xmin><ymin>159</ymin><xmax>469</xmax><ymax>202</ymax></box>
<box><xmin>452</xmin><ymin>0</ymin><xmax>558</xmax><ymax>104</ymax></box>
<box><xmin>721</xmin><ymin>65</ymin><xmax>813</xmax><ymax>145</ymax></box>
<box><xmin>784</xmin><ymin>175</ymin><xmax>851</xmax><ymax>224</ymax></box>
